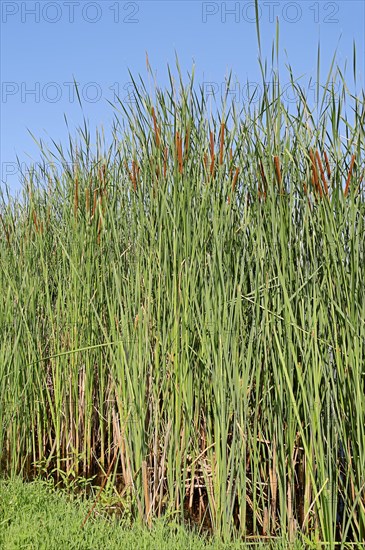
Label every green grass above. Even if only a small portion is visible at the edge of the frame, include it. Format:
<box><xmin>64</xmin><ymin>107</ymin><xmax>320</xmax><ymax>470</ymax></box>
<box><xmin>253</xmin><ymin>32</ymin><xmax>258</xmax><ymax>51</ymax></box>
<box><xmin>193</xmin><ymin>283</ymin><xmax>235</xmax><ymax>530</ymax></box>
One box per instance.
<box><xmin>0</xmin><ymin>478</ymin><xmax>303</xmax><ymax>549</ymax></box>
<box><xmin>0</xmin><ymin>8</ymin><xmax>364</xmax><ymax>546</ymax></box>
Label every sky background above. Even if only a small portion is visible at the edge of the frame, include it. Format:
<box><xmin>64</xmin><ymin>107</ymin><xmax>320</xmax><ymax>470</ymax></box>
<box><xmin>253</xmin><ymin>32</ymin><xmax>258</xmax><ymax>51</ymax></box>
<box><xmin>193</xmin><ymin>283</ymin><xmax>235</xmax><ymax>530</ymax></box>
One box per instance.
<box><xmin>1</xmin><ymin>0</ymin><xmax>364</xmax><ymax>195</ymax></box>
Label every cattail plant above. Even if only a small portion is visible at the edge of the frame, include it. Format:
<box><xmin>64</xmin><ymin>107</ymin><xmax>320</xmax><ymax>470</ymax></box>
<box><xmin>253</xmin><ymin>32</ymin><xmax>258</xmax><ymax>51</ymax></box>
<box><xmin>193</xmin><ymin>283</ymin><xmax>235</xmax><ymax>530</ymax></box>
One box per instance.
<box><xmin>0</xmin><ymin>24</ymin><xmax>364</xmax><ymax>547</ymax></box>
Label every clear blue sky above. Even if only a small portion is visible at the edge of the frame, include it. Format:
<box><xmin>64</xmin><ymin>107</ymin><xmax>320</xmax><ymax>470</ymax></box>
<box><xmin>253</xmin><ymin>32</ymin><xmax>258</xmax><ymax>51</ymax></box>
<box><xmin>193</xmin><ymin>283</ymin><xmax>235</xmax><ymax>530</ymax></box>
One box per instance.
<box><xmin>1</xmin><ymin>0</ymin><xmax>364</xmax><ymax>194</ymax></box>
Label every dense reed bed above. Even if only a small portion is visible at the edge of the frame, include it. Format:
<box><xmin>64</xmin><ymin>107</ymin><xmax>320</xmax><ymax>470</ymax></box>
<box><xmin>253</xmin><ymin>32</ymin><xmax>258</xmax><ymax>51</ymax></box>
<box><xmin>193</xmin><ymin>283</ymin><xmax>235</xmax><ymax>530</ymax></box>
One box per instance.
<box><xmin>1</xmin><ymin>52</ymin><xmax>364</xmax><ymax>546</ymax></box>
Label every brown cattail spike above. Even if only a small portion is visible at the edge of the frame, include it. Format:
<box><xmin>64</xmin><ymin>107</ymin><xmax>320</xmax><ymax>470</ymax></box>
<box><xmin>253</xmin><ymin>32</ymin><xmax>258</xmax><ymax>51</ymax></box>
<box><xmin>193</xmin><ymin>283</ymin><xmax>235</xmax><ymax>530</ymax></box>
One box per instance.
<box><xmin>184</xmin><ymin>127</ymin><xmax>190</xmax><ymax>161</ymax></box>
<box><xmin>323</xmin><ymin>150</ymin><xmax>331</xmax><ymax>179</ymax></box>
<box><xmin>315</xmin><ymin>150</ymin><xmax>328</xmax><ymax>196</ymax></box>
<box><xmin>203</xmin><ymin>152</ymin><xmax>208</xmax><ymax>173</ymax></box>
<box><xmin>228</xmin><ymin>165</ymin><xmax>239</xmax><ymax>203</ymax></box>
<box><xmin>32</xmin><ymin>210</ymin><xmax>39</xmax><ymax>233</ymax></box>
<box><xmin>175</xmin><ymin>131</ymin><xmax>183</xmax><ymax>174</ymax></box>
<box><xmin>303</xmin><ymin>181</ymin><xmax>312</xmax><ymax>209</ymax></box>
<box><xmin>91</xmin><ymin>189</ymin><xmax>97</xmax><ymax>218</ymax></box>
<box><xmin>274</xmin><ymin>156</ymin><xmax>283</xmax><ymax>192</ymax></box>
<box><xmin>219</xmin><ymin>123</ymin><xmax>225</xmax><ymax>165</ymax></box>
<box><xmin>210</xmin><ymin>154</ymin><xmax>215</xmax><ymax>178</ymax></box>
<box><xmin>151</xmin><ymin>107</ymin><xmax>160</xmax><ymax>148</ymax></box>
<box><xmin>125</xmin><ymin>160</ymin><xmax>138</xmax><ymax>191</ymax></box>
<box><xmin>309</xmin><ymin>149</ymin><xmax>321</xmax><ymax>197</ymax></box>
<box><xmin>259</xmin><ymin>160</ymin><xmax>267</xmax><ymax>200</ymax></box>
<box><xmin>131</xmin><ymin>160</ymin><xmax>138</xmax><ymax>191</ymax></box>
<box><xmin>209</xmin><ymin>131</ymin><xmax>214</xmax><ymax>160</ymax></box>
<box><xmin>232</xmin><ymin>167</ymin><xmax>240</xmax><ymax>193</ymax></box>
<box><xmin>344</xmin><ymin>154</ymin><xmax>356</xmax><ymax>197</ymax></box>
<box><xmin>97</xmin><ymin>197</ymin><xmax>103</xmax><ymax>244</ymax></box>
